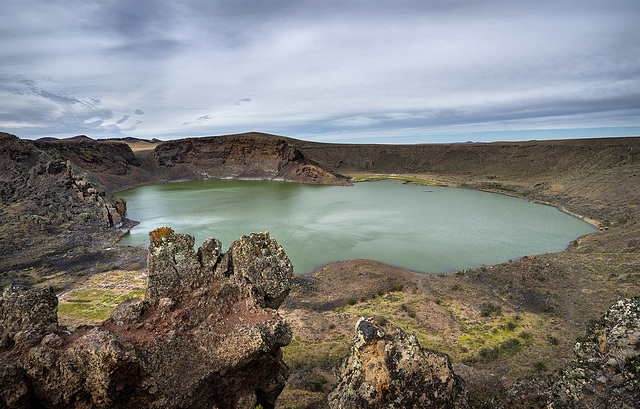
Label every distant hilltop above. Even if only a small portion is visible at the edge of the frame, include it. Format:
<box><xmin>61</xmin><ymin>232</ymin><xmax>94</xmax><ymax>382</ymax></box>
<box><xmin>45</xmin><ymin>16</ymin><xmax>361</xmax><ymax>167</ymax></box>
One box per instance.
<box><xmin>25</xmin><ymin>131</ymin><xmax>352</xmax><ymax>191</ymax></box>
<box><xmin>36</xmin><ymin>135</ymin><xmax>162</xmax><ymax>144</ymax></box>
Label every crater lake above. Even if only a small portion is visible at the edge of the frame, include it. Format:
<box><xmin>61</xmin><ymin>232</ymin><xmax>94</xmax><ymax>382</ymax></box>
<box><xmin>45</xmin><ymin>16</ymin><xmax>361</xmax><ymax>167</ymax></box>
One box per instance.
<box><xmin>117</xmin><ymin>179</ymin><xmax>598</xmax><ymax>274</ymax></box>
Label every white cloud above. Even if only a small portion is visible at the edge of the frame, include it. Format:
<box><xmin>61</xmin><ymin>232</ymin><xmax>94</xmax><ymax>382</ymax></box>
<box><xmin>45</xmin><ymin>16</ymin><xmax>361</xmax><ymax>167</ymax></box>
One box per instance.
<box><xmin>1</xmin><ymin>0</ymin><xmax>639</xmax><ymax>141</ymax></box>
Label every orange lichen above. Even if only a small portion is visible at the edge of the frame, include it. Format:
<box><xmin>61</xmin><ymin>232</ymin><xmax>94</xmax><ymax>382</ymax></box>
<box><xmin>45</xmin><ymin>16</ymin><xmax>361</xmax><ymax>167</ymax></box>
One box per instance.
<box><xmin>378</xmin><ymin>382</ymin><xmax>392</xmax><ymax>399</ymax></box>
<box><xmin>150</xmin><ymin>227</ymin><xmax>174</xmax><ymax>246</ymax></box>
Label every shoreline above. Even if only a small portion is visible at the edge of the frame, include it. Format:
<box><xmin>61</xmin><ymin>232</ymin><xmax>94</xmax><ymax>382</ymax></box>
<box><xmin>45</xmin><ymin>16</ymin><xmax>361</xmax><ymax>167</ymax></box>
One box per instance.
<box><xmin>115</xmin><ymin>176</ymin><xmax>595</xmax><ymax>277</ymax></box>
<box><xmin>347</xmin><ymin>172</ymin><xmax>602</xmax><ymax>228</ymax></box>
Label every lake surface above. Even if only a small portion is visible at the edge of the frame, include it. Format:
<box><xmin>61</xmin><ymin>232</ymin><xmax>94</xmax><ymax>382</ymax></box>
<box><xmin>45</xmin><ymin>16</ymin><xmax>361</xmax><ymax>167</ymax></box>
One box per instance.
<box><xmin>118</xmin><ymin>179</ymin><xmax>597</xmax><ymax>274</ymax></box>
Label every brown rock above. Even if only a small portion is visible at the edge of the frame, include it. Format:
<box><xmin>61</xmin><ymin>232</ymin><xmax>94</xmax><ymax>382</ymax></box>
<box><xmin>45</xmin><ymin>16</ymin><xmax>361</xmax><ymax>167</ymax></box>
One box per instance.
<box><xmin>228</xmin><ymin>231</ymin><xmax>294</xmax><ymax>309</ymax></box>
<box><xmin>0</xmin><ymin>228</ymin><xmax>294</xmax><ymax>409</ymax></box>
<box><xmin>153</xmin><ymin>132</ymin><xmax>351</xmax><ymax>186</ymax></box>
<box><xmin>109</xmin><ymin>298</ymin><xmax>145</xmax><ymax>324</ymax></box>
<box><xmin>329</xmin><ymin>317</ymin><xmax>469</xmax><ymax>408</ymax></box>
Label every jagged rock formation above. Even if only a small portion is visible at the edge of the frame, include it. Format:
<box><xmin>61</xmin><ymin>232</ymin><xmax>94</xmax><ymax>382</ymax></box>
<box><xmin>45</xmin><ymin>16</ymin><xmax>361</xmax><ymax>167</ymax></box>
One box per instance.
<box><xmin>498</xmin><ymin>298</ymin><xmax>640</xmax><ymax>408</ymax></box>
<box><xmin>0</xmin><ymin>228</ymin><xmax>294</xmax><ymax>408</ymax></box>
<box><xmin>153</xmin><ymin>132</ymin><xmax>350</xmax><ymax>186</ymax></box>
<box><xmin>328</xmin><ymin>317</ymin><xmax>469</xmax><ymax>408</ymax></box>
<box><xmin>33</xmin><ymin>138</ymin><xmax>146</xmax><ymax>191</ymax></box>
<box><xmin>0</xmin><ymin>133</ymin><xmax>131</xmax><ymax>232</ymax></box>
<box><xmin>0</xmin><ymin>132</ymin><xmax>136</xmax><ymax>274</ymax></box>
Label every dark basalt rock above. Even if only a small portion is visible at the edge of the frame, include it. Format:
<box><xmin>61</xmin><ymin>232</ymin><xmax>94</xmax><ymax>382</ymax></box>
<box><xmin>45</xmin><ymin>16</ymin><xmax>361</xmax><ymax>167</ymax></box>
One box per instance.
<box><xmin>0</xmin><ymin>228</ymin><xmax>294</xmax><ymax>409</ymax></box>
<box><xmin>328</xmin><ymin>317</ymin><xmax>470</xmax><ymax>409</ymax></box>
<box><xmin>0</xmin><ymin>133</ymin><xmax>132</xmax><ymax>231</ymax></box>
<box><xmin>0</xmin><ymin>285</ymin><xmax>58</xmax><ymax>350</ymax></box>
<box><xmin>0</xmin><ymin>132</ymin><xmax>137</xmax><ymax>275</ymax></box>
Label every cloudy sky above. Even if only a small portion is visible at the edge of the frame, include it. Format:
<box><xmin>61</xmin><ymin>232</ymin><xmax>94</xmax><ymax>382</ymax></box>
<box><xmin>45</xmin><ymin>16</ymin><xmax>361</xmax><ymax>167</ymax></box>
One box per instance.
<box><xmin>1</xmin><ymin>0</ymin><xmax>639</xmax><ymax>143</ymax></box>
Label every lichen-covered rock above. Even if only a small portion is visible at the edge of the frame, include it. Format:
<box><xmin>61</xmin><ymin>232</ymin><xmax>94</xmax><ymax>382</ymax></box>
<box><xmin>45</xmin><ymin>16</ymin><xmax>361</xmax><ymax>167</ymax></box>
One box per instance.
<box><xmin>500</xmin><ymin>297</ymin><xmax>640</xmax><ymax>408</ymax></box>
<box><xmin>145</xmin><ymin>227</ymin><xmax>201</xmax><ymax>304</ymax></box>
<box><xmin>20</xmin><ymin>329</ymin><xmax>145</xmax><ymax>408</ymax></box>
<box><xmin>228</xmin><ymin>232</ymin><xmax>294</xmax><ymax>309</ymax></box>
<box><xmin>0</xmin><ymin>228</ymin><xmax>294</xmax><ymax>409</ymax></box>
<box><xmin>109</xmin><ymin>298</ymin><xmax>144</xmax><ymax>324</ymax></box>
<box><xmin>329</xmin><ymin>317</ymin><xmax>469</xmax><ymax>409</ymax></box>
<box><xmin>0</xmin><ymin>285</ymin><xmax>58</xmax><ymax>349</ymax></box>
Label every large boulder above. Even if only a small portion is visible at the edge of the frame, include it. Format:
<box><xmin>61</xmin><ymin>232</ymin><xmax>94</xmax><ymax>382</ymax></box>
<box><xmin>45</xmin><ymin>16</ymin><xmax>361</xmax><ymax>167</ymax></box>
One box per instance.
<box><xmin>329</xmin><ymin>317</ymin><xmax>469</xmax><ymax>408</ymax></box>
<box><xmin>0</xmin><ymin>285</ymin><xmax>58</xmax><ymax>349</ymax></box>
<box><xmin>0</xmin><ymin>228</ymin><xmax>294</xmax><ymax>409</ymax></box>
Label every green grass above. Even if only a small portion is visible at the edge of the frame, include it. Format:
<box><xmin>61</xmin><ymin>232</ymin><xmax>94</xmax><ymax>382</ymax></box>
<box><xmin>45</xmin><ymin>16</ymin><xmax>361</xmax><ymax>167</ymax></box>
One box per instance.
<box><xmin>58</xmin><ymin>289</ymin><xmax>145</xmax><ymax>321</ymax></box>
<box><xmin>283</xmin><ymin>334</ymin><xmax>350</xmax><ymax>371</ymax></box>
<box><xmin>349</xmin><ymin>174</ymin><xmax>447</xmax><ymax>186</ymax></box>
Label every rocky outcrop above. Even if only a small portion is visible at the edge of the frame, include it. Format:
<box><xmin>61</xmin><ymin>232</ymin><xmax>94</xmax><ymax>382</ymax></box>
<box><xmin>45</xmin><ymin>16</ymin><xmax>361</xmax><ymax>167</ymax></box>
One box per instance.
<box><xmin>328</xmin><ymin>317</ymin><xmax>469</xmax><ymax>408</ymax></box>
<box><xmin>0</xmin><ymin>228</ymin><xmax>294</xmax><ymax>409</ymax></box>
<box><xmin>498</xmin><ymin>297</ymin><xmax>640</xmax><ymax>408</ymax></box>
<box><xmin>153</xmin><ymin>132</ymin><xmax>350</xmax><ymax>186</ymax></box>
<box><xmin>33</xmin><ymin>138</ymin><xmax>149</xmax><ymax>191</ymax></box>
<box><xmin>0</xmin><ymin>133</ymin><xmax>137</xmax><ymax>274</ymax></box>
<box><xmin>1</xmin><ymin>133</ymin><xmax>130</xmax><ymax>230</ymax></box>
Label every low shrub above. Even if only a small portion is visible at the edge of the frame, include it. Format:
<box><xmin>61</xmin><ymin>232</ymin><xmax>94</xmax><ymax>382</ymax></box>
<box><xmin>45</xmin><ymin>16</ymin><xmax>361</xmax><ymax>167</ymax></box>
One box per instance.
<box><xmin>480</xmin><ymin>302</ymin><xmax>502</xmax><ymax>317</ymax></box>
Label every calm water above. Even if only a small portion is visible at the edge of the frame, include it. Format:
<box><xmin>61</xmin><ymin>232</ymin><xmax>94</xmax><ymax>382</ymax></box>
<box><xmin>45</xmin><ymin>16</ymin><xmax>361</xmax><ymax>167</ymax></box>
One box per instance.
<box><xmin>118</xmin><ymin>180</ymin><xmax>597</xmax><ymax>274</ymax></box>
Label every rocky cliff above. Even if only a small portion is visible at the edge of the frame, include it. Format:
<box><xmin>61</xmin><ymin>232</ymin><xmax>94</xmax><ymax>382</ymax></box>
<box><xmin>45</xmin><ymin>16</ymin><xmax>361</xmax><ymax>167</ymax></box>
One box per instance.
<box><xmin>33</xmin><ymin>138</ymin><xmax>150</xmax><ymax>192</ymax></box>
<box><xmin>328</xmin><ymin>317</ymin><xmax>469</xmax><ymax>408</ymax></box>
<box><xmin>28</xmin><ymin>133</ymin><xmax>351</xmax><ymax>191</ymax></box>
<box><xmin>153</xmin><ymin>132</ymin><xmax>350</xmax><ymax>186</ymax></box>
<box><xmin>0</xmin><ymin>228</ymin><xmax>294</xmax><ymax>409</ymax></box>
<box><xmin>0</xmin><ymin>133</ymin><xmax>136</xmax><ymax>275</ymax></box>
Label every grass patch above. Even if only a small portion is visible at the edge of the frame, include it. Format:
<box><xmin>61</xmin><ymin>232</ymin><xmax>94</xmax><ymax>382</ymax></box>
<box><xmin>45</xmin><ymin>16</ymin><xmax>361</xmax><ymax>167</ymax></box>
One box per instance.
<box><xmin>480</xmin><ymin>302</ymin><xmax>502</xmax><ymax>317</ymax></box>
<box><xmin>283</xmin><ymin>335</ymin><xmax>349</xmax><ymax>372</ymax></box>
<box><xmin>349</xmin><ymin>174</ymin><xmax>446</xmax><ymax>186</ymax></box>
<box><xmin>58</xmin><ymin>289</ymin><xmax>145</xmax><ymax>322</ymax></box>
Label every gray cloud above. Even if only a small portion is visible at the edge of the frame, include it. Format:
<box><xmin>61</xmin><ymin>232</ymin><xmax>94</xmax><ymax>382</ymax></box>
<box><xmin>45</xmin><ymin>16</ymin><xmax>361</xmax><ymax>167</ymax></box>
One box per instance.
<box><xmin>182</xmin><ymin>115</ymin><xmax>213</xmax><ymax>126</ymax></box>
<box><xmin>116</xmin><ymin>115</ymin><xmax>130</xmax><ymax>124</ymax></box>
<box><xmin>1</xmin><ymin>0</ymin><xmax>639</xmax><ymax>141</ymax></box>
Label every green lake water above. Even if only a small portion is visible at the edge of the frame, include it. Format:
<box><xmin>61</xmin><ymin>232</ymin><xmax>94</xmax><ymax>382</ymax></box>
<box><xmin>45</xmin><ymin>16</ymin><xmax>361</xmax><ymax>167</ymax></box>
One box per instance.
<box><xmin>117</xmin><ymin>179</ymin><xmax>598</xmax><ymax>274</ymax></box>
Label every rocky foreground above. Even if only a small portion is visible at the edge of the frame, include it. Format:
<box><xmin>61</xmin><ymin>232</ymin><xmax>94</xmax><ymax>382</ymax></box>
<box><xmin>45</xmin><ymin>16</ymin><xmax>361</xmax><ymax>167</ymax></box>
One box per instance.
<box><xmin>2</xmin><ymin>231</ymin><xmax>639</xmax><ymax>407</ymax></box>
<box><xmin>1</xmin><ymin>228</ymin><xmax>293</xmax><ymax>408</ymax></box>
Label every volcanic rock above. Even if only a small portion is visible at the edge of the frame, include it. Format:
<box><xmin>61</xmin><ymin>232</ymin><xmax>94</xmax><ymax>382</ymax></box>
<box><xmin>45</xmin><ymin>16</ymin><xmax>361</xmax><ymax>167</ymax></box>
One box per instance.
<box><xmin>153</xmin><ymin>132</ymin><xmax>350</xmax><ymax>186</ymax></box>
<box><xmin>499</xmin><ymin>297</ymin><xmax>640</xmax><ymax>408</ymax></box>
<box><xmin>328</xmin><ymin>317</ymin><xmax>469</xmax><ymax>408</ymax></box>
<box><xmin>0</xmin><ymin>228</ymin><xmax>294</xmax><ymax>409</ymax></box>
<box><xmin>0</xmin><ymin>132</ymin><xmax>137</xmax><ymax>274</ymax></box>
